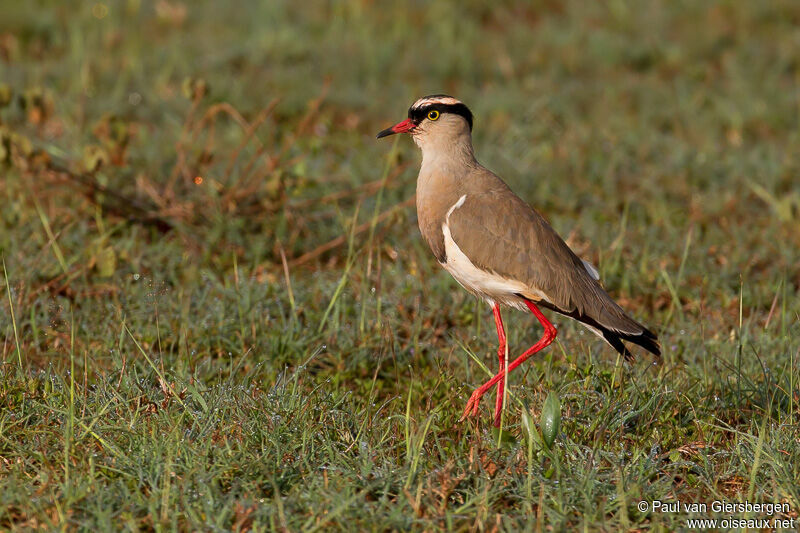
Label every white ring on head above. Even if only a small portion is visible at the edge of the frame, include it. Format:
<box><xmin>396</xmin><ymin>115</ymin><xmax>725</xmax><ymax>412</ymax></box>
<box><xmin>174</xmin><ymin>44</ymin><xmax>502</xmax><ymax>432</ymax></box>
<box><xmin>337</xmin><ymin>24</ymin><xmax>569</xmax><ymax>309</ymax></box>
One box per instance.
<box><xmin>411</xmin><ymin>96</ymin><xmax>462</xmax><ymax>110</ymax></box>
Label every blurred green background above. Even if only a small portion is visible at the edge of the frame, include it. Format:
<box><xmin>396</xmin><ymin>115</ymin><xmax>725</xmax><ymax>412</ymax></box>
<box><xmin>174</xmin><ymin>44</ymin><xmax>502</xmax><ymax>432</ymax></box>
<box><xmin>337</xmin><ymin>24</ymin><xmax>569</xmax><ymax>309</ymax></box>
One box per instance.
<box><xmin>1</xmin><ymin>0</ymin><xmax>798</xmax><ymax>530</ymax></box>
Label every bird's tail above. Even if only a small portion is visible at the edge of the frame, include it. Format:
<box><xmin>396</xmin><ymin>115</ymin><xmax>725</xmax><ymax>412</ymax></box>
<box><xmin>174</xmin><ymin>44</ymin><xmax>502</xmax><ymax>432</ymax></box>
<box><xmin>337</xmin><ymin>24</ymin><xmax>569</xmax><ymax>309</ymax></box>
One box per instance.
<box><xmin>601</xmin><ymin>325</ymin><xmax>661</xmax><ymax>361</ymax></box>
<box><xmin>535</xmin><ymin>299</ymin><xmax>661</xmax><ymax>361</ymax></box>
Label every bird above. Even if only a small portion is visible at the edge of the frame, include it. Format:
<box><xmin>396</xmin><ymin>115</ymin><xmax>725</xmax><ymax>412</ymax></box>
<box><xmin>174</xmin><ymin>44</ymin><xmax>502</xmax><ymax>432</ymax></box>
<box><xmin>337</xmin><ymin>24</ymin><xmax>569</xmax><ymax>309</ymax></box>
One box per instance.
<box><xmin>377</xmin><ymin>95</ymin><xmax>660</xmax><ymax>427</ymax></box>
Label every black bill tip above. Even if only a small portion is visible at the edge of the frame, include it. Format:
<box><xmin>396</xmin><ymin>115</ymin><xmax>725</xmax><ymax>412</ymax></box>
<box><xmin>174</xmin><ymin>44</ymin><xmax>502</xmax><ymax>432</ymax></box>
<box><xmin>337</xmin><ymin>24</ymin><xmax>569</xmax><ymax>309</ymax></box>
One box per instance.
<box><xmin>376</xmin><ymin>127</ymin><xmax>395</xmax><ymax>139</ymax></box>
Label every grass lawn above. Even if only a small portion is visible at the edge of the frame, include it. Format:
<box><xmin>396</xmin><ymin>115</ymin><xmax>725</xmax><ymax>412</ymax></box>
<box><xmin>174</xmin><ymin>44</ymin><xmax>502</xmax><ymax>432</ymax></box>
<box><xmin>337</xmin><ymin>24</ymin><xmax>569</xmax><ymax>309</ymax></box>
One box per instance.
<box><xmin>1</xmin><ymin>1</ymin><xmax>799</xmax><ymax>530</ymax></box>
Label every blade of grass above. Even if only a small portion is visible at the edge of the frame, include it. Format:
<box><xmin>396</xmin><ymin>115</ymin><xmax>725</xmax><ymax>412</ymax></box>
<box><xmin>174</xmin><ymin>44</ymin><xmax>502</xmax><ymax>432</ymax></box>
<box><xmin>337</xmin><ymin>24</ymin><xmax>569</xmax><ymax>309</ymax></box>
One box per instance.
<box><xmin>317</xmin><ymin>204</ymin><xmax>361</xmax><ymax>334</ymax></box>
<box><xmin>123</xmin><ymin>322</ymin><xmax>198</xmax><ymax>423</ymax></box>
<box><xmin>675</xmin><ymin>225</ymin><xmax>693</xmax><ymax>285</ymax></box>
<box><xmin>659</xmin><ymin>267</ymin><xmax>683</xmax><ymax>327</ymax></box>
<box><xmin>2</xmin><ymin>257</ymin><xmax>22</xmax><ymax>368</ymax></box>
<box><xmin>64</xmin><ymin>307</ymin><xmax>75</xmax><ymax>505</ymax></box>
<box><xmin>278</xmin><ymin>243</ymin><xmax>296</xmax><ymax>314</ymax></box>
<box><xmin>31</xmin><ymin>193</ymin><xmax>69</xmax><ymax>275</ymax></box>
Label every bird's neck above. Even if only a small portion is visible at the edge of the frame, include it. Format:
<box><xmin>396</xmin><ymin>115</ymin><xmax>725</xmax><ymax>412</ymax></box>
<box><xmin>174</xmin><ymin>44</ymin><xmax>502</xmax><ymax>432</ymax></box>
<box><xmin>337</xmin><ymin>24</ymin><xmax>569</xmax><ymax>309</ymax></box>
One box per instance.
<box><xmin>417</xmin><ymin>134</ymin><xmax>478</xmax><ymax>173</ymax></box>
<box><xmin>416</xmin><ymin>136</ymin><xmax>479</xmax><ymax>215</ymax></box>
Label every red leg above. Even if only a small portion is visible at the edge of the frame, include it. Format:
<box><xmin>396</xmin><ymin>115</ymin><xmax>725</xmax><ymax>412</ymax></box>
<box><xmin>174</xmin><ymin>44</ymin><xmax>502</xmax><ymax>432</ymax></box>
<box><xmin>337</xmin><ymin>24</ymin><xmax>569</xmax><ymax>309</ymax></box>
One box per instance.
<box><xmin>492</xmin><ymin>304</ymin><xmax>507</xmax><ymax>428</ymax></box>
<box><xmin>461</xmin><ymin>300</ymin><xmax>557</xmax><ymax>422</ymax></box>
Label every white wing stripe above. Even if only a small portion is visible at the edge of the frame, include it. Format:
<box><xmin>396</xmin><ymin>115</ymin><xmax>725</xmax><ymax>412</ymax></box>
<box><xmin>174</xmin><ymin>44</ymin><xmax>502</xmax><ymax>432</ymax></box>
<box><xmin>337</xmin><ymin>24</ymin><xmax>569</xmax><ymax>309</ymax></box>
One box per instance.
<box><xmin>581</xmin><ymin>259</ymin><xmax>600</xmax><ymax>280</ymax></box>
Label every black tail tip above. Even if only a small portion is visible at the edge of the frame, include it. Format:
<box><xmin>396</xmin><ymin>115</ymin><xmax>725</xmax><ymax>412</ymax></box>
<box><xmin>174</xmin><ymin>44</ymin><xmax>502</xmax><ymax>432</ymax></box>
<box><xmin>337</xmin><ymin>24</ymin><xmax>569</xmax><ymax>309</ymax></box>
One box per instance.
<box><xmin>638</xmin><ymin>327</ymin><xmax>661</xmax><ymax>357</ymax></box>
<box><xmin>605</xmin><ymin>327</ymin><xmax>661</xmax><ymax>360</ymax></box>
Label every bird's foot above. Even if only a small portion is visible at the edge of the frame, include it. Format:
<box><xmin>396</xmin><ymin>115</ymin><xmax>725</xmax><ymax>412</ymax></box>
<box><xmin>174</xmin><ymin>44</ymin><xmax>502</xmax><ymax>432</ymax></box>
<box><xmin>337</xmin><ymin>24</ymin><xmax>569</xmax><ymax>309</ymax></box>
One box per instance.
<box><xmin>460</xmin><ymin>379</ymin><xmax>503</xmax><ymax>423</ymax></box>
<box><xmin>460</xmin><ymin>388</ymin><xmax>507</xmax><ymax>427</ymax></box>
<box><xmin>459</xmin><ymin>388</ymin><xmax>484</xmax><ymax>421</ymax></box>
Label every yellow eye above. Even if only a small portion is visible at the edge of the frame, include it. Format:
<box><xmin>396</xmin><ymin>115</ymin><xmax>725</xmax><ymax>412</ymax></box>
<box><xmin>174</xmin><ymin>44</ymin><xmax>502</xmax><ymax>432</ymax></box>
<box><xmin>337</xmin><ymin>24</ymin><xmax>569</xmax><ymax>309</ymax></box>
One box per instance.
<box><xmin>427</xmin><ymin>110</ymin><xmax>440</xmax><ymax>121</ymax></box>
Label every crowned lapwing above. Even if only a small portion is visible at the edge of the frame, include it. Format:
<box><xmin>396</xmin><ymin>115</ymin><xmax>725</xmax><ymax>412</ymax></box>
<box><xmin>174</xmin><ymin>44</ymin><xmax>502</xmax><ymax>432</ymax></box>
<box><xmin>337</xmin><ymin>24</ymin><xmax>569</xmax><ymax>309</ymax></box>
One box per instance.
<box><xmin>377</xmin><ymin>95</ymin><xmax>660</xmax><ymax>427</ymax></box>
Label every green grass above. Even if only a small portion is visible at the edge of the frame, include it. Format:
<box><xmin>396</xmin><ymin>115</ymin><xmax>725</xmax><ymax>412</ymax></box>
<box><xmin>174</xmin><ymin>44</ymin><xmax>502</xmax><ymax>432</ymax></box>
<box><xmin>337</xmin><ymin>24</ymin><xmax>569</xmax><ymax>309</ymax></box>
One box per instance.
<box><xmin>1</xmin><ymin>0</ymin><xmax>799</xmax><ymax>530</ymax></box>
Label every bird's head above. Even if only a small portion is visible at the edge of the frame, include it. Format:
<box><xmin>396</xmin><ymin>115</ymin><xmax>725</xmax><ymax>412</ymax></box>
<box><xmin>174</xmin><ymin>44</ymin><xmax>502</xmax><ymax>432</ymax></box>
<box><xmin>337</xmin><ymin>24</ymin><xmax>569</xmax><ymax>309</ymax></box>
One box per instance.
<box><xmin>377</xmin><ymin>95</ymin><xmax>473</xmax><ymax>152</ymax></box>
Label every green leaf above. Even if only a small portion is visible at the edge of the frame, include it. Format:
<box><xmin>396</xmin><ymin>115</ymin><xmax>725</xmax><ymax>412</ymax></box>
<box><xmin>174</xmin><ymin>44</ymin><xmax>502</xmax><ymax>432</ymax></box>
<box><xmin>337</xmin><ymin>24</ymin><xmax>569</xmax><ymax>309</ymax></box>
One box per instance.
<box><xmin>0</xmin><ymin>83</ymin><xmax>12</xmax><ymax>108</ymax></box>
<box><xmin>491</xmin><ymin>426</ymin><xmax>517</xmax><ymax>445</ymax></box>
<box><xmin>83</xmin><ymin>145</ymin><xmax>110</xmax><ymax>172</ymax></box>
<box><xmin>97</xmin><ymin>246</ymin><xmax>116</xmax><ymax>278</ymax></box>
<box><xmin>540</xmin><ymin>392</ymin><xmax>561</xmax><ymax>449</ymax></box>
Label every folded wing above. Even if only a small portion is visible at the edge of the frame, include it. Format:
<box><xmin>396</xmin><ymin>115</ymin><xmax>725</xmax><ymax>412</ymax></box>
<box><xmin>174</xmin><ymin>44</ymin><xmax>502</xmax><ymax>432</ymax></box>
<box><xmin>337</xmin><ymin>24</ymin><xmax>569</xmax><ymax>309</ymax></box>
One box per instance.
<box><xmin>446</xmin><ymin>187</ymin><xmax>660</xmax><ymax>359</ymax></box>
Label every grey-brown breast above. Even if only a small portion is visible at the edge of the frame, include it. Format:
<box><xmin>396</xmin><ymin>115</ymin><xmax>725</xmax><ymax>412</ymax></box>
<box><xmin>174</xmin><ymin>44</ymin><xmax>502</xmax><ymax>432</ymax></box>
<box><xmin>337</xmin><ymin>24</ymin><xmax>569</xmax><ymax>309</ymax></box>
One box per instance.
<box><xmin>415</xmin><ymin>160</ymin><xmax>467</xmax><ymax>264</ymax></box>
